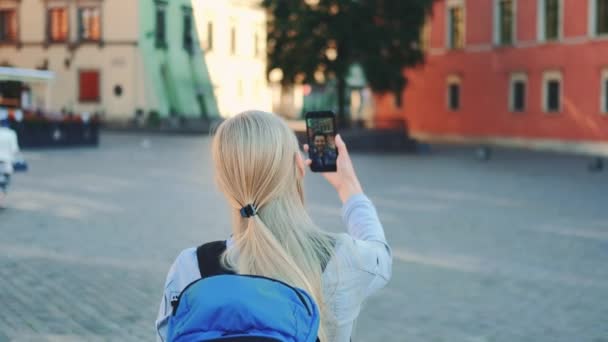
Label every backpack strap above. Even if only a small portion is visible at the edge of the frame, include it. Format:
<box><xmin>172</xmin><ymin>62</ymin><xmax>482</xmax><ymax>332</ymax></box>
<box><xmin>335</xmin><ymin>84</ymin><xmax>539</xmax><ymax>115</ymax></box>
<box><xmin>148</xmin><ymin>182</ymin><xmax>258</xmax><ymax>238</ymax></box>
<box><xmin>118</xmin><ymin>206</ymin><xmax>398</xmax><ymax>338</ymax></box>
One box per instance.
<box><xmin>197</xmin><ymin>239</ymin><xmax>334</xmax><ymax>277</ymax></box>
<box><xmin>196</xmin><ymin>240</ymin><xmax>234</xmax><ymax>278</ymax></box>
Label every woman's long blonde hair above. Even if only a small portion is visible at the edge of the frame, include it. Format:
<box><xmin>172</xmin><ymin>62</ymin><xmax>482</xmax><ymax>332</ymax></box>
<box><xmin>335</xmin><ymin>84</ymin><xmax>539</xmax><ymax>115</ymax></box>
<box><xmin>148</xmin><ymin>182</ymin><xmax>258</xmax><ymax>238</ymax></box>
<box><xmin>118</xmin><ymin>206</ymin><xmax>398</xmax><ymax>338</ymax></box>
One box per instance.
<box><xmin>211</xmin><ymin>110</ymin><xmax>335</xmax><ymax>340</ymax></box>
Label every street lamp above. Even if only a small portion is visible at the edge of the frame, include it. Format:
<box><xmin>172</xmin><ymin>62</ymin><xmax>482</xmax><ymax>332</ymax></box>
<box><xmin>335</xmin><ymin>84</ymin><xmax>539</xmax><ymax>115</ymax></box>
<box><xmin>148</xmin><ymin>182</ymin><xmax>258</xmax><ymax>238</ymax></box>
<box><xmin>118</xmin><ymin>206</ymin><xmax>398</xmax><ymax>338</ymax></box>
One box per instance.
<box><xmin>269</xmin><ymin>68</ymin><xmax>283</xmax><ymax>83</ymax></box>
<box><xmin>325</xmin><ymin>47</ymin><xmax>337</xmax><ymax>61</ymax></box>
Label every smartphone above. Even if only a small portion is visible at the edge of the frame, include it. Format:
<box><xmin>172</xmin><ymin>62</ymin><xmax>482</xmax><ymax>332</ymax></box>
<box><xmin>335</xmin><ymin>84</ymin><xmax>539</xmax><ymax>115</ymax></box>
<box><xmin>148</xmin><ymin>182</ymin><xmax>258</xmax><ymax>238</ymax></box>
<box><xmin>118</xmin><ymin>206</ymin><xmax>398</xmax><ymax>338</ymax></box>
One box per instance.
<box><xmin>305</xmin><ymin>111</ymin><xmax>338</xmax><ymax>172</ymax></box>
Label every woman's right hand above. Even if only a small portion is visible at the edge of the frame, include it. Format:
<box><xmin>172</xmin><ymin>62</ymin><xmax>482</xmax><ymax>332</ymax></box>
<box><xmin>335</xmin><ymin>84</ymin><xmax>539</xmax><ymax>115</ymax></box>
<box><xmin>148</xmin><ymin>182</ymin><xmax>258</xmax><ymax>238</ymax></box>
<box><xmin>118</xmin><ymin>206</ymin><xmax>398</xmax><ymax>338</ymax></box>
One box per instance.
<box><xmin>304</xmin><ymin>134</ymin><xmax>363</xmax><ymax>204</ymax></box>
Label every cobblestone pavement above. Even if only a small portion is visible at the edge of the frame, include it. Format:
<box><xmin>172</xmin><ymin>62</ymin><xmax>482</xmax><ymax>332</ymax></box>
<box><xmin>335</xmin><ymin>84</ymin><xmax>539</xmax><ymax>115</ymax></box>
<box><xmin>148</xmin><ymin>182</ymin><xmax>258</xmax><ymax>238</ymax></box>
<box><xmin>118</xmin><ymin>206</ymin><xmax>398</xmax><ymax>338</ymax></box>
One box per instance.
<box><xmin>1</xmin><ymin>132</ymin><xmax>607</xmax><ymax>342</ymax></box>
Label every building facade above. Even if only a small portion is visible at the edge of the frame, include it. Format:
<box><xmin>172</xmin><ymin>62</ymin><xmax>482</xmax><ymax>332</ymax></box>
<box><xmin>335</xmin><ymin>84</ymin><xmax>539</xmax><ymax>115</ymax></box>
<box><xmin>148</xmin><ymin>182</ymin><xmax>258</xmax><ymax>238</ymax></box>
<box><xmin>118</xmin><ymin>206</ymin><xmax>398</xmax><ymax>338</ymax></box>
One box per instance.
<box><xmin>0</xmin><ymin>0</ymin><xmax>218</xmax><ymax>121</ymax></box>
<box><xmin>193</xmin><ymin>0</ymin><xmax>271</xmax><ymax>118</ymax></box>
<box><xmin>376</xmin><ymin>0</ymin><xmax>608</xmax><ymax>148</ymax></box>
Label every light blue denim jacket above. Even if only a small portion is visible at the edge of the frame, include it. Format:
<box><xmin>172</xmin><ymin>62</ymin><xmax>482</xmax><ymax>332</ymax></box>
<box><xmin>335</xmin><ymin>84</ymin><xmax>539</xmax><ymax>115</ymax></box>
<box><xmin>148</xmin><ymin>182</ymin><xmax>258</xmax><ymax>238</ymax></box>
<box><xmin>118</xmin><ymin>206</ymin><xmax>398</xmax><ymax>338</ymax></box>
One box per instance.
<box><xmin>156</xmin><ymin>193</ymin><xmax>392</xmax><ymax>342</ymax></box>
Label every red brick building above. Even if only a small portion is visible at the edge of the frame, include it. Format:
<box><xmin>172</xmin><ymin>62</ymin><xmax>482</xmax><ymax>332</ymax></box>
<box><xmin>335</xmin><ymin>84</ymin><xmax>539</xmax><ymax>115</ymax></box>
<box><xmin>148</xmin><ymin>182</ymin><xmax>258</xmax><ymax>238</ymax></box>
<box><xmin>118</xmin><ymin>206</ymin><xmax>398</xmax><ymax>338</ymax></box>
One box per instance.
<box><xmin>376</xmin><ymin>0</ymin><xmax>608</xmax><ymax>150</ymax></box>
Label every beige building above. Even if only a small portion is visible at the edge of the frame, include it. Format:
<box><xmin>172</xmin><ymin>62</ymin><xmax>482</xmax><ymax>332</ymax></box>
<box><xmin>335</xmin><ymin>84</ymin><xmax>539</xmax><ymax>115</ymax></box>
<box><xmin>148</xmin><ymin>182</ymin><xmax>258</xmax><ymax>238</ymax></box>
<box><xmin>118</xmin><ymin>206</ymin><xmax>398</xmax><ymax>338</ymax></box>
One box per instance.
<box><xmin>0</xmin><ymin>0</ymin><xmax>218</xmax><ymax>121</ymax></box>
<box><xmin>193</xmin><ymin>0</ymin><xmax>272</xmax><ymax>117</ymax></box>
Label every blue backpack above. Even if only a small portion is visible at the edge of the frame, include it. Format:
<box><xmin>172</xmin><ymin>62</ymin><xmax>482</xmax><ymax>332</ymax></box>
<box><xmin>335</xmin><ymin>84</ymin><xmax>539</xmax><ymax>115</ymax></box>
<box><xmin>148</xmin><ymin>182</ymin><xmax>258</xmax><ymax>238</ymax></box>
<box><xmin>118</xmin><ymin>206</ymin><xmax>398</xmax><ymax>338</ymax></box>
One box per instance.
<box><xmin>167</xmin><ymin>241</ymin><xmax>321</xmax><ymax>342</ymax></box>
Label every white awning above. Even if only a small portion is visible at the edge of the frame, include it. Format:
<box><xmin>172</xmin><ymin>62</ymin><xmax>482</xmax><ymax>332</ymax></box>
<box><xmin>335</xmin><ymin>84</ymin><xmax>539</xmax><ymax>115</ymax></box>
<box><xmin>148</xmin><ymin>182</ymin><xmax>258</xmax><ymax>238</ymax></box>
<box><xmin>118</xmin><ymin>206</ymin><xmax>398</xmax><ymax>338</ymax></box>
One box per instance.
<box><xmin>0</xmin><ymin>67</ymin><xmax>55</xmax><ymax>83</ymax></box>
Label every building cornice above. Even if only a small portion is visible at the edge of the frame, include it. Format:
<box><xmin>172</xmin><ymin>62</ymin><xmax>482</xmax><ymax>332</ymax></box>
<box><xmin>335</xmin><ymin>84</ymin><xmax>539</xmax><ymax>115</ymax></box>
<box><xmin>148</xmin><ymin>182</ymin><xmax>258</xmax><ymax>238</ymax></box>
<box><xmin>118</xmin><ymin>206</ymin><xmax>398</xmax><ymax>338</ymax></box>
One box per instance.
<box><xmin>430</xmin><ymin>35</ymin><xmax>608</xmax><ymax>56</ymax></box>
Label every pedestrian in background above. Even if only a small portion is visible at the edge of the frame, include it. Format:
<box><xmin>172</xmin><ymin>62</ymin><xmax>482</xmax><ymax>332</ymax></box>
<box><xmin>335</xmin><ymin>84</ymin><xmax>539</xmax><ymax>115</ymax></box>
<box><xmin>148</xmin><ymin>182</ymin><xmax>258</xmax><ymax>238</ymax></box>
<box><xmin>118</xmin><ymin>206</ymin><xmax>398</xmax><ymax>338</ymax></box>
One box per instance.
<box><xmin>156</xmin><ymin>110</ymin><xmax>392</xmax><ymax>341</ymax></box>
<box><xmin>0</xmin><ymin>117</ymin><xmax>20</xmax><ymax>207</ymax></box>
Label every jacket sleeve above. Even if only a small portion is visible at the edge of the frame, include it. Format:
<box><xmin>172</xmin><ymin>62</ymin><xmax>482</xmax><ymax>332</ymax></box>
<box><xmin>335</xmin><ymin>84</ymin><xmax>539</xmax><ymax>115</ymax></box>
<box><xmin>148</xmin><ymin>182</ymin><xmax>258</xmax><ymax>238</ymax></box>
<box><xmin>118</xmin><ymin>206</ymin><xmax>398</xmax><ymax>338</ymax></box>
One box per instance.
<box><xmin>155</xmin><ymin>248</ymin><xmax>199</xmax><ymax>342</ymax></box>
<box><xmin>341</xmin><ymin>193</ymin><xmax>393</xmax><ymax>296</ymax></box>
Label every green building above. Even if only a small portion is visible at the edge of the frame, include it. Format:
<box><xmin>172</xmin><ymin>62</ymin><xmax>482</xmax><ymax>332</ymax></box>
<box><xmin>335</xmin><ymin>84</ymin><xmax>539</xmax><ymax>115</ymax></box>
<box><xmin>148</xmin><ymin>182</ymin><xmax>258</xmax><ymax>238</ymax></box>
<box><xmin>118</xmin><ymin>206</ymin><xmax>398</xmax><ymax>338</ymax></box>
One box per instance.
<box><xmin>140</xmin><ymin>0</ymin><xmax>219</xmax><ymax>121</ymax></box>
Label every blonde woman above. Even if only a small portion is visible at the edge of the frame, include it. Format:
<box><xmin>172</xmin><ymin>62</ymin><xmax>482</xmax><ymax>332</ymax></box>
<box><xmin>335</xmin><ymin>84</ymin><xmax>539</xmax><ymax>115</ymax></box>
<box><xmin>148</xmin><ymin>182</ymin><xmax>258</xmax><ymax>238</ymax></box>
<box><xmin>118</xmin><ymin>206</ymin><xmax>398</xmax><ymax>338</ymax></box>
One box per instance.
<box><xmin>156</xmin><ymin>111</ymin><xmax>392</xmax><ymax>341</ymax></box>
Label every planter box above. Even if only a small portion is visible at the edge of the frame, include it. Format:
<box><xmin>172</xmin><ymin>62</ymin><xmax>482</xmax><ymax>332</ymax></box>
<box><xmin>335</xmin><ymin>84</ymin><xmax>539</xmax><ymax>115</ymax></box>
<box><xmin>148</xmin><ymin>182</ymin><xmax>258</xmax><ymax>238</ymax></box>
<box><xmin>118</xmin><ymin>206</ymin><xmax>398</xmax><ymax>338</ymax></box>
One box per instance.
<box><xmin>8</xmin><ymin>119</ymin><xmax>100</xmax><ymax>148</ymax></box>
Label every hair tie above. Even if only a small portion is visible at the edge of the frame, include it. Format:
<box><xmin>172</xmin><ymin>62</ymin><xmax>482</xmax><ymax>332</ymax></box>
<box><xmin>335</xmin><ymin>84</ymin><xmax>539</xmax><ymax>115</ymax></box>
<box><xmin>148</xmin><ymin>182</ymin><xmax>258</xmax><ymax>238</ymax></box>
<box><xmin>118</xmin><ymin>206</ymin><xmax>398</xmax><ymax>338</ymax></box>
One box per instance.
<box><xmin>240</xmin><ymin>204</ymin><xmax>258</xmax><ymax>218</ymax></box>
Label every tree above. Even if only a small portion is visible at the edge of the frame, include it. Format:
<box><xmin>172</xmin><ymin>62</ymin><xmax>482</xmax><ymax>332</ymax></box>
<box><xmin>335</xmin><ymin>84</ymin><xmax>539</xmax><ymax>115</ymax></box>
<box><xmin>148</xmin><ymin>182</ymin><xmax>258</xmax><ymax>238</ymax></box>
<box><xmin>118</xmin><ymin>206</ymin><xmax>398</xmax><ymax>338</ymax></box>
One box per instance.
<box><xmin>262</xmin><ymin>0</ymin><xmax>436</xmax><ymax>126</ymax></box>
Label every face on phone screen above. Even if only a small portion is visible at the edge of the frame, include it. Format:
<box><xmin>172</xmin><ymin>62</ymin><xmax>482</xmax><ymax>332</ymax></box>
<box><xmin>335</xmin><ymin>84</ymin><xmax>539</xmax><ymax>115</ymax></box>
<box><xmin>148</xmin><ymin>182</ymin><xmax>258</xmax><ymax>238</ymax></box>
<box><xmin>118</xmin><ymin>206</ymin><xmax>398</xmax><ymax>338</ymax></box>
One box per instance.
<box><xmin>306</xmin><ymin>116</ymin><xmax>337</xmax><ymax>172</ymax></box>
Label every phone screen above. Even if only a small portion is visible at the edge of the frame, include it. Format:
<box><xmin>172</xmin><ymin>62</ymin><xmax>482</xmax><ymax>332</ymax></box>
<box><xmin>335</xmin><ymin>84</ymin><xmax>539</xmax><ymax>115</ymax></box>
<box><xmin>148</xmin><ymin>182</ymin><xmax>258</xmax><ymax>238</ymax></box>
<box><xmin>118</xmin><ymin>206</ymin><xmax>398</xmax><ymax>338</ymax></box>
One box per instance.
<box><xmin>305</xmin><ymin>111</ymin><xmax>337</xmax><ymax>172</ymax></box>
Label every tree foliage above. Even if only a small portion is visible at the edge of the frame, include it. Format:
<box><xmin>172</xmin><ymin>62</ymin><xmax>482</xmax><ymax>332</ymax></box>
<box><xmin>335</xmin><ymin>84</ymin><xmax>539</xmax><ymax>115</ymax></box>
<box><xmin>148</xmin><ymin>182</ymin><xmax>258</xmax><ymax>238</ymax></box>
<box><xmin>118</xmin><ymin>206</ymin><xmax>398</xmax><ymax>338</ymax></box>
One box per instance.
<box><xmin>262</xmin><ymin>0</ymin><xmax>436</xmax><ymax>120</ymax></box>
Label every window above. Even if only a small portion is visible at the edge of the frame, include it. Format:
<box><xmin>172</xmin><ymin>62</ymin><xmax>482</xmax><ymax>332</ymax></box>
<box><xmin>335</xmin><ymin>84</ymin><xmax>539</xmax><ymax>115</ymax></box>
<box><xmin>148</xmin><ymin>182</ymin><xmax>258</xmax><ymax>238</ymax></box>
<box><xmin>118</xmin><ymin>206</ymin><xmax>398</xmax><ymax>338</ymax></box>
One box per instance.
<box><xmin>542</xmin><ymin>71</ymin><xmax>562</xmax><ymax>113</ymax></box>
<box><xmin>447</xmin><ymin>76</ymin><xmax>461</xmax><ymax>111</ymax></box>
<box><xmin>495</xmin><ymin>0</ymin><xmax>515</xmax><ymax>45</ymax></box>
<box><xmin>47</xmin><ymin>7</ymin><xmax>68</xmax><ymax>42</ymax></box>
<box><xmin>594</xmin><ymin>0</ymin><xmax>608</xmax><ymax>36</ymax></box>
<box><xmin>155</xmin><ymin>4</ymin><xmax>167</xmax><ymax>48</ymax></box>
<box><xmin>79</xmin><ymin>70</ymin><xmax>100</xmax><ymax>103</ymax></box>
<box><xmin>512</xmin><ymin>81</ymin><xmax>526</xmax><ymax>111</ymax></box>
<box><xmin>78</xmin><ymin>7</ymin><xmax>101</xmax><ymax>41</ymax></box>
<box><xmin>604</xmin><ymin>78</ymin><xmax>608</xmax><ymax>113</ymax></box>
<box><xmin>546</xmin><ymin>81</ymin><xmax>560</xmax><ymax>111</ymax></box>
<box><xmin>447</xmin><ymin>5</ymin><xmax>465</xmax><ymax>49</ymax></box>
<box><xmin>539</xmin><ymin>0</ymin><xmax>561</xmax><ymax>41</ymax></box>
<box><xmin>510</xmin><ymin>73</ymin><xmax>527</xmax><ymax>112</ymax></box>
<box><xmin>206</xmin><ymin>22</ymin><xmax>213</xmax><ymax>51</ymax></box>
<box><xmin>0</xmin><ymin>9</ymin><xmax>17</xmax><ymax>43</ymax></box>
<box><xmin>183</xmin><ymin>11</ymin><xmax>193</xmax><ymax>54</ymax></box>
<box><xmin>601</xmin><ymin>69</ymin><xmax>608</xmax><ymax>114</ymax></box>
<box><xmin>230</xmin><ymin>26</ymin><xmax>236</xmax><ymax>55</ymax></box>
<box><xmin>449</xmin><ymin>84</ymin><xmax>460</xmax><ymax>110</ymax></box>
